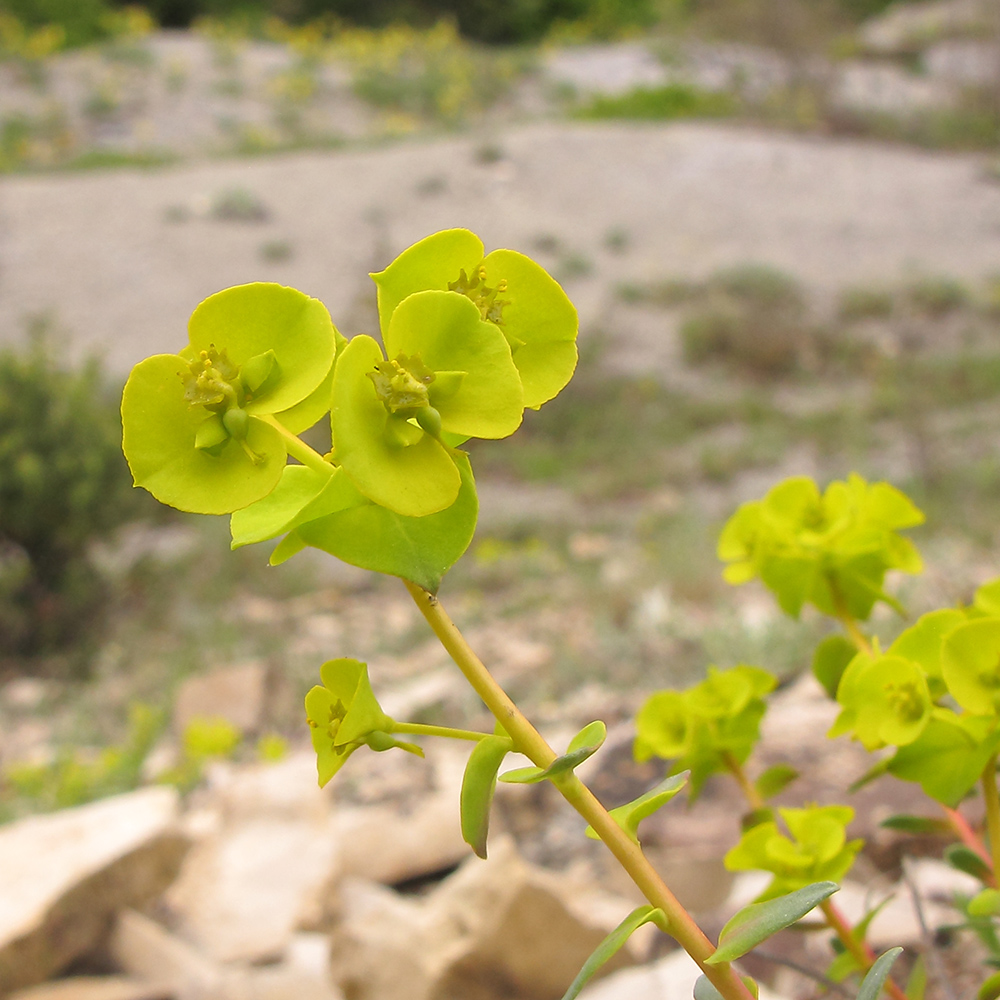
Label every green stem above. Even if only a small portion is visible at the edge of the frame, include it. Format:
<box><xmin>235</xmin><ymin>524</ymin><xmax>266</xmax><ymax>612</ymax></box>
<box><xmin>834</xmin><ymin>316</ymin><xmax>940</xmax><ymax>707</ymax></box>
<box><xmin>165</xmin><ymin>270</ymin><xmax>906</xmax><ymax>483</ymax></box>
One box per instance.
<box><xmin>261</xmin><ymin>415</ymin><xmax>335</xmax><ymax>476</ymax></box>
<box><xmin>404</xmin><ymin>580</ymin><xmax>756</xmax><ymax>1000</ymax></box>
<box><xmin>827</xmin><ymin>578</ymin><xmax>873</xmax><ymax>656</ymax></box>
<box><xmin>391</xmin><ymin>721</ymin><xmax>493</xmax><ymax>743</ymax></box>
<box><xmin>722</xmin><ymin>751</ymin><xmax>765</xmax><ymax>812</ymax></box>
<box><xmin>982</xmin><ymin>754</ymin><xmax>1000</xmax><ymax>886</ymax></box>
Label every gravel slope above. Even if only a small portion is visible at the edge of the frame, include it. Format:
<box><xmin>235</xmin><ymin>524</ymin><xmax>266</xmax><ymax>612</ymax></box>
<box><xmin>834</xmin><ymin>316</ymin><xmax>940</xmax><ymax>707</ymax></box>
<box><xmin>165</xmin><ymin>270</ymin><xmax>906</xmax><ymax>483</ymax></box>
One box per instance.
<box><xmin>1</xmin><ymin>120</ymin><xmax>999</xmax><ymax>372</ymax></box>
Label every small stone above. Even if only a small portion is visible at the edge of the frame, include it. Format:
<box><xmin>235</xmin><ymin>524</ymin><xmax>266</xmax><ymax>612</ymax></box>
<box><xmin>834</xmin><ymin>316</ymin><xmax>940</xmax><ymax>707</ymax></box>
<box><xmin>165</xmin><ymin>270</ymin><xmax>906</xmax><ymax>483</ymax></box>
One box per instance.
<box><xmin>7</xmin><ymin>977</ymin><xmax>173</xmax><ymax>1000</ymax></box>
<box><xmin>333</xmin><ymin>796</ymin><xmax>468</xmax><ymax>888</ymax></box>
<box><xmin>331</xmin><ymin>839</ymin><xmax>644</xmax><ymax>1000</ymax></box>
<box><xmin>109</xmin><ymin>910</ymin><xmax>221</xmax><ymax>1000</ymax></box>
<box><xmin>172</xmin><ymin>663</ymin><xmax>269</xmax><ymax>737</ymax></box>
<box><xmin>378</xmin><ymin>670</ymin><xmax>464</xmax><ymax>721</ymax></box>
<box><xmin>207</xmin><ymin>752</ymin><xmax>332</xmax><ymax>824</ymax></box>
<box><xmin>163</xmin><ymin>818</ymin><xmax>339</xmax><ymax>964</ymax></box>
<box><xmin>0</xmin><ymin>788</ymin><xmax>186</xmax><ymax>994</ymax></box>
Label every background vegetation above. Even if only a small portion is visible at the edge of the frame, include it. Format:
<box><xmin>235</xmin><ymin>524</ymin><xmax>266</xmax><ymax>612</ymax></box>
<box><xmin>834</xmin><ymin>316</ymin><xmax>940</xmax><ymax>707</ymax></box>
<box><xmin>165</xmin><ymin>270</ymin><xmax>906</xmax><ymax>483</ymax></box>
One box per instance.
<box><xmin>0</xmin><ymin>0</ymin><xmax>902</xmax><ymax>46</ymax></box>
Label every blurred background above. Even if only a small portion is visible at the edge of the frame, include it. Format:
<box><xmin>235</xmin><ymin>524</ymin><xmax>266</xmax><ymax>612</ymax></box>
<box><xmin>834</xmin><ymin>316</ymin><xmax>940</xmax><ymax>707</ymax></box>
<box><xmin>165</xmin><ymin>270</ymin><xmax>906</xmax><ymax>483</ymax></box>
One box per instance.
<box><xmin>1</xmin><ymin>1</ymin><xmax>1000</xmax><ymax>997</ymax></box>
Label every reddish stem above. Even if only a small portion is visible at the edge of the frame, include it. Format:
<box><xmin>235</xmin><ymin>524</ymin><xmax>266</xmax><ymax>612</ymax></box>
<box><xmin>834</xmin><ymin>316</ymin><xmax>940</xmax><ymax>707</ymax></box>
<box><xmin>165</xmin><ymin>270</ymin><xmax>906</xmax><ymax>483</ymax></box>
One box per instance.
<box><xmin>942</xmin><ymin>805</ymin><xmax>996</xmax><ymax>886</ymax></box>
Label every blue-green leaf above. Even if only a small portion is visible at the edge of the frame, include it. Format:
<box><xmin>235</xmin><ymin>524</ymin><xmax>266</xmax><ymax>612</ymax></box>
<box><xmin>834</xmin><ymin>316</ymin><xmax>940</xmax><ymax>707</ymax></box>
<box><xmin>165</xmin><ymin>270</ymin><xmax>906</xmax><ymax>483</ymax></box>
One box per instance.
<box><xmin>585</xmin><ymin>773</ymin><xmax>688</xmax><ymax>843</ymax></box>
<box><xmin>944</xmin><ymin>843</ymin><xmax>992</xmax><ymax>882</ymax></box>
<box><xmin>499</xmin><ymin>721</ymin><xmax>606</xmax><ymax>784</ymax></box>
<box><xmin>559</xmin><ymin>905</ymin><xmax>667</xmax><ymax>1000</ymax></box>
<box><xmin>460</xmin><ymin>735</ymin><xmax>512</xmax><ymax>859</ymax></box>
<box><xmin>857</xmin><ymin>948</ymin><xmax>903</xmax><ymax>1000</ymax></box>
<box><xmin>707</xmin><ymin>882</ymin><xmax>839</xmax><ymax>964</ymax></box>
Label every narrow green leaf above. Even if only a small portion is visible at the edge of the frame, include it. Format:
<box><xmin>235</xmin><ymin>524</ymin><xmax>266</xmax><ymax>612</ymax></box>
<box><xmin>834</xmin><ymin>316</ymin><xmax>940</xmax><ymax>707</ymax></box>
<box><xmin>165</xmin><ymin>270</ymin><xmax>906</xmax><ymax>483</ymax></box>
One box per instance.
<box><xmin>853</xmin><ymin>895</ymin><xmax>894</xmax><ymax>943</ymax></box>
<box><xmin>460</xmin><ymin>735</ymin><xmax>512</xmax><ymax>859</ymax></box>
<box><xmin>755</xmin><ymin>764</ymin><xmax>799</xmax><ymax>801</ymax></box>
<box><xmin>857</xmin><ymin>948</ymin><xmax>903</xmax><ymax>1000</ymax></box>
<box><xmin>585</xmin><ymin>773</ymin><xmax>688</xmax><ymax>843</ymax></box>
<box><xmin>499</xmin><ymin>721</ymin><xmax>606</xmax><ymax>784</ymax></box>
<box><xmin>694</xmin><ymin>974</ymin><xmax>759</xmax><ymax>1000</ymax></box>
<box><xmin>498</xmin><ymin>764</ymin><xmax>548</xmax><ymax>784</ymax></box>
<box><xmin>945</xmin><ymin>843</ymin><xmax>993</xmax><ymax>882</ymax></box>
<box><xmin>564</xmin><ymin>720</ymin><xmax>607</xmax><ymax>759</ymax></box>
<box><xmin>707</xmin><ymin>882</ymin><xmax>839</xmax><ymax>964</ymax></box>
<box><xmin>979</xmin><ymin>970</ymin><xmax>1000</xmax><ymax>1000</ymax></box>
<box><xmin>904</xmin><ymin>953</ymin><xmax>926</xmax><ymax>1000</ymax></box>
<box><xmin>558</xmin><ymin>905</ymin><xmax>666</xmax><ymax>1000</ymax></box>
<box><xmin>880</xmin><ymin>814</ymin><xmax>952</xmax><ymax>835</ymax></box>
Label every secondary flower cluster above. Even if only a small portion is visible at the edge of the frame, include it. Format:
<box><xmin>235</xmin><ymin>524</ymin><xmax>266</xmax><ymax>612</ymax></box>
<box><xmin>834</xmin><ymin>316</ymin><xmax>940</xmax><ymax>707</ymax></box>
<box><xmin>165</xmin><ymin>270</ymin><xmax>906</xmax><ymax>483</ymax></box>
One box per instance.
<box><xmin>121</xmin><ymin>229</ymin><xmax>578</xmax><ymax>588</ymax></box>
<box><xmin>634</xmin><ymin>664</ymin><xmax>777</xmax><ymax>800</ymax></box>
<box><xmin>718</xmin><ymin>474</ymin><xmax>924</xmax><ymax>620</ymax></box>
<box><xmin>827</xmin><ymin>577</ymin><xmax>1000</xmax><ymax>806</ymax></box>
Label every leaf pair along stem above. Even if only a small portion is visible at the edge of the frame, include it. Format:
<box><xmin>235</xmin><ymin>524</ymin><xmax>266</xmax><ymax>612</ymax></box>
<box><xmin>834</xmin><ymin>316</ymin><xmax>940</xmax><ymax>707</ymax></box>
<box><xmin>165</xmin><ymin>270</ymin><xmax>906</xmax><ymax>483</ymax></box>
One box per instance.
<box><xmin>403</xmin><ymin>579</ymin><xmax>757</xmax><ymax>1000</ymax></box>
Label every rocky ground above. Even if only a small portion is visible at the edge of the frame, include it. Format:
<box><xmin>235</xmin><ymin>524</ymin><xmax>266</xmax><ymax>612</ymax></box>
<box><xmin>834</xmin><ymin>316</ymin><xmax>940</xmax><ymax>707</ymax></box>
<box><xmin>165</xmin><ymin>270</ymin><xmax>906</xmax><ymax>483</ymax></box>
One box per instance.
<box><xmin>0</xmin><ymin>664</ymin><xmax>990</xmax><ymax>1000</ymax></box>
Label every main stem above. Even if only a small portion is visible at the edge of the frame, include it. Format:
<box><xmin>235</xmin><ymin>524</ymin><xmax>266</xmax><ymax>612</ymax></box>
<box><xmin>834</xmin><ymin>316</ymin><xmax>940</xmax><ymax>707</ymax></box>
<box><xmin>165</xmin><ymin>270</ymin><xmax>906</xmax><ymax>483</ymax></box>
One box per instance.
<box><xmin>982</xmin><ymin>754</ymin><xmax>1000</xmax><ymax>886</ymax></box>
<box><xmin>404</xmin><ymin>580</ymin><xmax>756</xmax><ymax>1000</ymax></box>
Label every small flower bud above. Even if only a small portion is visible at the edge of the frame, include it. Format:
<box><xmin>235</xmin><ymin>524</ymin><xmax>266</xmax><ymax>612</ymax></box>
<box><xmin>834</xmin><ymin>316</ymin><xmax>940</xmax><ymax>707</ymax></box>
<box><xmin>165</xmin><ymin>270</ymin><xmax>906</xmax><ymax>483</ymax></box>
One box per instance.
<box><xmin>223</xmin><ymin>407</ymin><xmax>250</xmax><ymax>440</ymax></box>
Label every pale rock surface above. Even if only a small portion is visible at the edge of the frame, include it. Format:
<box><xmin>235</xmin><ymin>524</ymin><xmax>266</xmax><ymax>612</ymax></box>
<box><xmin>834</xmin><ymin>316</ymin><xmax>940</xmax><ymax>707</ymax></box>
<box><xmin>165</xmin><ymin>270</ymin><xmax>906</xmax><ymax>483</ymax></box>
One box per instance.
<box><xmin>109</xmin><ymin>910</ymin><xmax>221</xmax><ymax>1000</ymax></box>
<box><xmin>172</xmin><ymin>663</ymin><xmax>269</xmax><ymax>737</ymax></box>
<box><xmin>577</xmin><ymin>948</ymin><xmax>789</xmax><ymax>1000</ymax></box>
<box><xmin>378</xmin><ymin>669</ymin><xmax>465</xmax><ymax>721</ymax></box>
<box><xmin>110</xmin><ymin>913</ymin><xmax>344</xmax><ymax>1000</ymax></box>
<box><xmin>331</xmin><ymin>743</ymin><xmax>469</xmax><ymax>888</ymax></box>
<box><xmin>0</xmin><ymin>787</ymin><xmax>187</xmax><ymax>994</ymax></box>
<box><xmin>7</xmin><ymin>977</ymin><xmax>173</xmax><ymax>1000</ymax></box>
<box><xmin>331</xmin><ymin>839</ymin><xmax>644</xmax><ymax>1000</ymax></box>
<box><xmin>163</xmin><ymin>818</ymin><xmax>339</xmax><ymax>964</ymax></box>
<box><xmin>204</xmin><ymin>752</ymin><xmax>331</xmax><ymax>824</ymax></box>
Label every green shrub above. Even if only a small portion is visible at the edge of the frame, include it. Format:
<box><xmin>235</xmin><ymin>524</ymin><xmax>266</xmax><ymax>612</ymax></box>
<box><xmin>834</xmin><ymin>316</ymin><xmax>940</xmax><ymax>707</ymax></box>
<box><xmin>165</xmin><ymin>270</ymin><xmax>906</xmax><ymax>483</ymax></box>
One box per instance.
<box><xmin>837</xmin><ymin>284</ymin><xmax>894</xmax><ymax>322</ymax></box>
<box><xmin>337</xmin><ymin>20</ymin><xmax>518</xmax><ymax>125</ymax></box>
<box><xmin>0</xmin><ymin>0</ymin><xmax>116</xmax><ymax>47</ymax></box>
<box><xmin>906</xmin><ymin>274</ymin><xmax>969</xmax><ymax>318</ymax></box>
<box><xmin>576</xmin><ymin>82</ymin><xmax>737</xmax><ymax>120</ymax></box>
<box><xmin>1</xmin><ymin>703</ymin><xmax>164</xmax><ymax>817</ymax></box>
<box><xmin>0</xmin><ymin>326</ymin><xmax>146</xmax><ymax>658</ymax></box>
<box><xmin>679</xmin><ymin>264</ymin><xmax>810</xmax><ymax>376</ymax></box>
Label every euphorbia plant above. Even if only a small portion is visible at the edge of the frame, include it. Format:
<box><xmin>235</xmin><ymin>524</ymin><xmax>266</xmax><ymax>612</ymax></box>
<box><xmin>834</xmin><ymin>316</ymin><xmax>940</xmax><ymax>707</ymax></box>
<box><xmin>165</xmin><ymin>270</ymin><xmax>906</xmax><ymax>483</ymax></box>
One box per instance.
<box><xmin>122</xmin><ymin>231</ymin><xmax>907</xmax><ymax>1000</ymax></box>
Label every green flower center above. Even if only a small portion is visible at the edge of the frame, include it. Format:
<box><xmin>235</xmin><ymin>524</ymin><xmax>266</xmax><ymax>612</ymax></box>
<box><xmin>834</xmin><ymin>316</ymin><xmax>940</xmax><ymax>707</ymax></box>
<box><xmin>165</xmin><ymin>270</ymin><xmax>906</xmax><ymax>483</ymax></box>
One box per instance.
<box><xmin>181</xmin><ymin>346</ymin><xmax>242</xmax><ymax>411</ymax></box>
<box><xmin>182</xmin><ymin>346</ymin><xmax>280</xmax><ymax>465</ymax></box>
<box><xmin>450</xmin><ymin>265</ymin><xmax>509</xmax><ymax>327</ymax></box>
<box><xmin>367</xmin><ymin>354</ymin><xmax>434</xmax><ymax>414</ymax></box>
<box><xmin>884</xmin><ymin>681</ymin><xmax>925</xmax><ymax>723</ymax></box>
